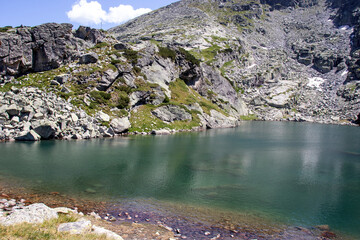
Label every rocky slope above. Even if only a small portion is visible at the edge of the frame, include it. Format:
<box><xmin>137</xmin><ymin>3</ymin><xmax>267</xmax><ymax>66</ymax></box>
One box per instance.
<box><xmin>0</xmin><ymin>0</ymin><xmax>359</xmax><ymax>141</ymax></box>
<box><xmin>110</xmin><ymin>0</ymin><xmax>360</xmax><ymax>123</ymax></box>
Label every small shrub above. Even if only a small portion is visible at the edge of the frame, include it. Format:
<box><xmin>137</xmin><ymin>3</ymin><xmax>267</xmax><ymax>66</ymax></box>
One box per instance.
<box><xmin>220</xmin><ymin>48</ymin><xmax>233</xmax><ymax>54</ymax></box>
<box><xmin>123</xmin><ymin>49</ymin><xmax>139</xmax><ymax>65</ymax></box>
<box><xmin>90</xmin><ymin>91</ymin><xmax>111</xmax><ymax>104</ymax></box>
<box><xmin>117</xmin><ymin>91</ymin><xmax>130</xmax><ymax>109</ymax></box>
<box><xmin>111</xmin><ymin>59</ymin><xmax>121</xmax><ymax>65</ymax></box>
<box><xmin>0</xmin><ymin>26</ymin><xmax>12</xmax><ymax>32</ymax></box>
<box><xmin>133</xmin><ymin>66</ymin><xmax>141</xmax><ymax>75</ymax></box>
<box><xmin>163</xmin><ymin>95</ymin><xmax>170</xmax><ymax>103</ymax></box>
<box><xmin>158</xmin><ymin>46</ymin><xmax>176</xmax><ymax>61</ymax></box>
<box><xmin>116</xmin><ymin>85</ymin><xmax>132</xmax><ymax>94</ymax></box>
<box><xmin>240</xmin><ymin>114</ymin><xmax>258</xmax><ymax>121</ymax></box>
<box><xmin>92</xmin><ymin>42</ymin><xmax>109</xmax><ymax>49</ymax></box>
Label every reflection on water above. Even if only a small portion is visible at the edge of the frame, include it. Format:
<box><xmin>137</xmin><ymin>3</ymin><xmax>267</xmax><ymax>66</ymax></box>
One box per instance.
<box><xmin>0</xmin><ymin>122</ymin><xmax>359</xmax><ymax>237</ymax></box>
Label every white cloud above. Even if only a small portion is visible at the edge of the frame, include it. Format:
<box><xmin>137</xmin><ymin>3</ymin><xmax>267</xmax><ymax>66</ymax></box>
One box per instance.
<box><xmin>105</xmin><ymin>5</ymin><xmax>152</xmax><ymax>24</ymax></box>
<box><xmin>67</xmin><ymin>0</ymin><xmax>152</xmax><ymax>25</ymax></box>
<box><xmin>67</xmin><ymin>0</ymin><xmax>106</xmax><ymax>25</ymax></box>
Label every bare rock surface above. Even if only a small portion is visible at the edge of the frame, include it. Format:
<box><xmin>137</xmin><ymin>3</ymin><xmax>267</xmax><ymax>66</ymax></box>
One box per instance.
<box><xmin>0</xmin><ymin>203</ymin><xmax>57</xmax><ymax>226</ymax></box>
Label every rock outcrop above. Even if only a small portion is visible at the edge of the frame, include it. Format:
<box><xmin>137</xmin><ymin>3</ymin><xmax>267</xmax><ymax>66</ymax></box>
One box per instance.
<box><xmin>0</xmin><ymin>23</ymin><xmax>83</xmax><ymax>76</ymax></box>
<box><xmin>0</xmin><ymin>203</ymin><xmax>57</xmax><ymax>226</ymax></box>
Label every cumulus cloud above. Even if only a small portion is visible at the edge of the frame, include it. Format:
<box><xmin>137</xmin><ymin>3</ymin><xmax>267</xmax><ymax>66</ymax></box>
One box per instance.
<box><xmin>67</xmin><ymin>0</ymin><xmax>151</xmax><ymax>25</ymax></box>
<box><xmin>106</xmin><ymin>5</ymin><xmax>152</xmax><ymax>24</ymax></box>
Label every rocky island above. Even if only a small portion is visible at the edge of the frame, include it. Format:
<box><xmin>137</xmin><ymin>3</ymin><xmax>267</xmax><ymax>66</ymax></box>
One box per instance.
<box><xmin>0</xmin><ymin>0</ymin><xmax>359</xmax><ymax>142</ymax></box>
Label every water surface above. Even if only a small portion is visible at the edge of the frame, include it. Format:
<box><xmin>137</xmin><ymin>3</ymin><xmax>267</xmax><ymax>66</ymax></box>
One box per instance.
<box><xmin>0</xmin><ymin>122</ymin><xmax>359</xmax><ymax>237</ymax></box>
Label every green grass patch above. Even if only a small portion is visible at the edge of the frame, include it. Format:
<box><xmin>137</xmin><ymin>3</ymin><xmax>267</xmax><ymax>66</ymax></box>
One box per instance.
<box><xmin>169</xmin><ymin>79</ymin><xmax>227</xmax><ymax>116</ymax></box>
<box><xmin>122</xmin><ymin>49</ymin><xmax>139</xmax><ymax>65</ymax></box>
<box><xmin>179</xmin><ymin>48</ymin><xmax>201</xmax><ymax>66</ymax></box>
<box><xmin>89</xmin><ymin>91</ymin><xmax>111</xmax><ymax>104</ymax></box>
<box><xmin>129</xmin><ymin>105</ymin><xmax>168</xmax><ymax>132</ymax></box>
<box><xmin>158</xmin><ymin>46</ymin><xmax>176</xmax><ymax>61</ymax></box>
<box><xmin>169</xmin><ymin>79</ymin><xmax>197</xmax><ymax>105</ymax></box>
<box><xmin>201</xmin><ymin>44</ymin><xmax>221</xmax><ymax>63</ymax></box>
<box><xmin>240</xmin><ymin>114</ymin><xmax>258</xmax><ymax>121</ymax></box>
<box><xmin>116</xmin><ymin>91</ymin><xmax>130</xmax><ymax>109</ymax></box>
<box><xmin>0</xmin><ymin>214</ymin><xmax>106</xmax><ymax>240</ymax></box>
<box><xmin>91</xmin><ymin>42</ymin><xmax>109</xmax><ymax>49</ymax></box>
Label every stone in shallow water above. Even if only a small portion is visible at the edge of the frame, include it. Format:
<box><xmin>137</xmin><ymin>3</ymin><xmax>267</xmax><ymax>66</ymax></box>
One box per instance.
<box><xmin>85</xmin><ymin>188</ymin><xmax>97</xmax><ymax>194</ymax></box>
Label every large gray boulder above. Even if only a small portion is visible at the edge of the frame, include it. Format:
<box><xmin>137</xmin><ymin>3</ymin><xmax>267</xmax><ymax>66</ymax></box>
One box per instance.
<box><xmin>79</xmin><ymin>52</ymin><xmax>98</xmax><ymax>64</ymax></box>
<box><xmin>15</xmin><ymin>130</ymin><xmax>41</xmax><ymax>141</ymax></box>
<box><xmin>202</xmin><ymin>110</ymin><xmax>238</xmax><ymax>129</ymax></box>
<box><xmin>32</xmin><ymin>120</ymin><xmax>58</xmax><ymax>139</ymax></box>
<box><xmin>152</xmin><ymin>105</ymin><xmax>192</xmax><ymax>122</ymax></box>
<box><xmin>74</xmin><ymin>26</ymin><xmax>105</xmax><ymax>44</ymax></box>
<box><xmin>6</xmin><ymin>104</ymin><xmax>21</xmax><ymax>117</ymax></box>
<box><xmin>0</xmin><ymin>203</ymin><xmax>58</xmax><ymax>226</ymax></box>
<box><xmin>110</xmin><ymin>117</ymin><xmax>131</xmax><ymax>133</ymax></box>
<box><xmin>58</xmin><ymin>220</ymin><xmax>92</xmax><ymax>234</ymax></box>
<box><xmin>92</xmin><ymin>225</ymin><xmax>124</xmax><ymax>240</ymax></box>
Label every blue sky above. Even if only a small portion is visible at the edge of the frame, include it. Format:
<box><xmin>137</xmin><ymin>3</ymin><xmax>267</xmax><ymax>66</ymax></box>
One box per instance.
<box><xmin>0</xmin><ymin>0</ymin><xmax>178</xmax><ymax>29</ymax></box>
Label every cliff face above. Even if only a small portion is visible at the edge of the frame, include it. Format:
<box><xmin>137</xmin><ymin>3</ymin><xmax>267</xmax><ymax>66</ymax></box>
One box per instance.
<box><xmin>0</xmin><ymin>0</ymin><xmax>359</xmax><ymax>141</ymax></box>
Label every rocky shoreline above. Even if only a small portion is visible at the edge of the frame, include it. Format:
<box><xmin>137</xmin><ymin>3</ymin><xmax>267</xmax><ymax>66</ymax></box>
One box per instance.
<box><xmin>0</xmin><ymin>84</ymin><xmax>358</xmax><ymax>143</ymax></box>
<box><xmin>0</xmin><ymin>178</ymin><xmax>347</xmax><ymax>240</ymax></box>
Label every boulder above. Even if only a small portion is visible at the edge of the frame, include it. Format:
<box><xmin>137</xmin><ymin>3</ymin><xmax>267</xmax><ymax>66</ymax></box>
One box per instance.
<box><xmin>70</xmin><ymin>113</ymin><xmax>79</xmax><ymax>122</ymax></box>
<box><xmin>75</xmin><ymin>26</ymin><xmax>105</xmax><ymax>44</ymax></box>
<box><xmin>79</xmin><ymin>53</ymin><xmax>98</xmax><ymax>64</ymax></box>
<box><xmin>32</xmin><ymin>120</ymin><xmax>58</xmax><ymax>139</ymax></box>
<box><xmin>151</xmin><ymin>129</ymin><xmax>171</xmax><ymax>135</ymax></box>
<box><xmin>54</xmin><ymin>74</ymin><xmax>70</xmax><ymax>84</ymax></box>
<box><xmin>6</xmin><ymin>104</ymin><xmax>21</xmax><ymax>116</ymax></box>
<box><xmin>114</xmin><ymin>43</ymin><xmax>128</xmax><ymax>50</ymax></box>
<box><xmin>152</xmin><ymin>105</ymin><xmax>192</xmax><ymax>122</ymax></box>
<box><xmin>99</xmin><ymin>126</ymin><xmax>114</xmax><ymax>137</ymax></box>
<box><xmin>92</xmin><ymin>225</ymin><xmax>124</xmax><ymax>240</ymax></box>
<box><xmin>96</xmin><ymin>111</ymin><xmax>110</xmax><ymax>122</ymax></box>
<box><xmin>14</xmin><ymin>130</ymin><xmax>41</xmax><ymax>141</ymax></box>
<box><xmin>313</xmin><ymin>52</ymin><xmax>336</xmax><ymax>74</ymax></box>
<box><xmin>203</xmin><ymin>110</ymin><xmax>238</xmax><ymax>129</ymax></box>
<box><xmin>97</xmin><ymin>68</ymin><xmax>120</xmax><ymax>91</ymax></box>
<box><xmin>0</xmin><ymin>203</ymin><xmax>58</xmax><ymax>226</ymax></box>
<box><xmin>58</xmin><ymin>220</ymin><xmax>92</xmax><ymax>234</ymax></box>
<box><xmin>354</xmin><ymin>113</ymin><xmax>360</xmax><ymax>125</ymax></box>
<box><xmin>110</xmin><ymin>118</ymin><xmax>131</xmax><ymax>133</ymax></box>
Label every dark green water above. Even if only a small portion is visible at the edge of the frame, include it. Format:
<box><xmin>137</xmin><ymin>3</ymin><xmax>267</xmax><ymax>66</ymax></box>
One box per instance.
<box><xmin>0</xmin><ymin>122</ymin><xmax>359</xmax><ymax>237</ymax></box>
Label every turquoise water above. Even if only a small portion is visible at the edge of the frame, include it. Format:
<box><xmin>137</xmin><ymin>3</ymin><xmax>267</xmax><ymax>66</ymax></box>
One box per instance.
<box><xmin>0</xmin><ymin>122</ymin><xmax>359</xmax><ymax>237</ymax></box>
